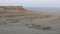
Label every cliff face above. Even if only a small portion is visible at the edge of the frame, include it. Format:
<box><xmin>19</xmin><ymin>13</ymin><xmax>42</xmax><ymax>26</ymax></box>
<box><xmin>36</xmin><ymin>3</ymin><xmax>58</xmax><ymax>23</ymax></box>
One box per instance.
<box><xmin>0</xmin><ymin>6</ymin><xmax>24</xmax><ymax>10</ymax></box>
<box><xmin>0</xmin><ymin>6</ymin><xmax>54</xmax><ymax>22</ymax></box>
<box><xmin>0</xmin><ymin>6</ymin><xmax>26</xmax><ymax>14</ymax></box>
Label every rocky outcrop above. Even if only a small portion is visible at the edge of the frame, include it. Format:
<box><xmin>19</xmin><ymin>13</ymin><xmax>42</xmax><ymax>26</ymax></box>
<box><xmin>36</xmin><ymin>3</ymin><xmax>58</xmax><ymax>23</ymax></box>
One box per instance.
<box><xmin>0</xmin><ymin>6</ymin><xmax>25</xmax><ymax>10</ymax></box>
<box><xmin>0</xmin><ymin>6</ymin><xmax>55</xmax><ymax>22</ymax></box>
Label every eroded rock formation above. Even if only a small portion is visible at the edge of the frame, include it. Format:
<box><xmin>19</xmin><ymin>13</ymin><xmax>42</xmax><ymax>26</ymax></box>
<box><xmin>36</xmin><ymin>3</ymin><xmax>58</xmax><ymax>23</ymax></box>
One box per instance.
<box><xmin>0</xmin><ymin>6</ymin><xmax>54</xmax><ymax>22</ymax></box>
<box><xmin>0</xmin><ymin>6</ymin><xmax>25</xmax><ymax>10</ymax></box>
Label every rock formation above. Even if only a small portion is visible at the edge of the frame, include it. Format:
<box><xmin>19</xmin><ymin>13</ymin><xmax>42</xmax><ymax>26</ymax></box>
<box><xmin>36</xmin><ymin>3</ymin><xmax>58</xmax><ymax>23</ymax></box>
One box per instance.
<box><xmin>0</xmin><ymin>6</ymin><xmax>54</xmax><ymax>22</ymax></box>
<box><xmin>0</xmin><ymin>6</ymin><xmax>25</xmax><ymax>10</ymax></box>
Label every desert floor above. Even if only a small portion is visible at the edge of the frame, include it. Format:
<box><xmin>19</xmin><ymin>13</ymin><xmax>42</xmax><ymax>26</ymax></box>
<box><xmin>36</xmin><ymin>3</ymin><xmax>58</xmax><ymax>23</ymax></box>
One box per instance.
<box><xmin>0</xmin><ymin>6</ymin><xmax>60</xmax><ymax>34</ymax></box>
<box><xmin>0</xmin><ymin>19</ymin><xmax>60</xmax><ymax>34</ymax></box>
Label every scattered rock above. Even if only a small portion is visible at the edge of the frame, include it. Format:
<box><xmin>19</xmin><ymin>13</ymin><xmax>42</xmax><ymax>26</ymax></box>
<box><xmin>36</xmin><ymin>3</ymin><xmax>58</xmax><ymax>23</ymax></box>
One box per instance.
<box><xmin>10</xmin><ymin>20</ymin><xmax>19</xmax><ymax>23</ymax></box>
<box><xmin>28</xmin><ymin>26</ymin><xmax>32</xmax><ymax>28</ymax></box>
<box><xmin>25</xmin><ymin>24</ymin><xmax>30</xmax><ymax>26</ymax></box>
<box><xmin>27</xmin><ymin>24</ymin><xmax>51</xmax><ymax>31</ymax></box>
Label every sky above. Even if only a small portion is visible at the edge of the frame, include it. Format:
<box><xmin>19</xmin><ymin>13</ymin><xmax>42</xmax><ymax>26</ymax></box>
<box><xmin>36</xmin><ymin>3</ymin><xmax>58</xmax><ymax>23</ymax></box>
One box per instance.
<box><xmin>0</xmin><ymin>0</ymin><xmax>60</xmax><ymax>8</ymax></box>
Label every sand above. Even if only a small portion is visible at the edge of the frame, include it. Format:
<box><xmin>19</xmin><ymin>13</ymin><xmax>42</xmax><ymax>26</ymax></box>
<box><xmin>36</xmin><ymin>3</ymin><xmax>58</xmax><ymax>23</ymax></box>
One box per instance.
<box><xmin>0</xmin><ymin>6</ymin><xmax>60</xmax><ymax>34</ymax></box>
<box><xmin>0</xmin><ymin>19</ymin><xmax>60</xmax><ymax>34</ymax></box>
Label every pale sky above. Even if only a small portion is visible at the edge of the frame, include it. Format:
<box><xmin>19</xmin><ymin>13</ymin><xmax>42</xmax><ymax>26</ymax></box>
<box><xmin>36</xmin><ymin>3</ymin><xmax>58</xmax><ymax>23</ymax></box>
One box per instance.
<box><xmin>0</xmin><ymin>0</ymin><xmax>60</xmax><ymax>8</ymax></box>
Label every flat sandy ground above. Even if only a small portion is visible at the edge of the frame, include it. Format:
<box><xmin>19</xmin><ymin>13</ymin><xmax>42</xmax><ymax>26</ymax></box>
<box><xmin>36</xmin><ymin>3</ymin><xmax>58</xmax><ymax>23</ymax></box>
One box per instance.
<box><xmin>0</xmin><ymin>18</ymin><xmax>60</xmax><ymax>34</ymax></box>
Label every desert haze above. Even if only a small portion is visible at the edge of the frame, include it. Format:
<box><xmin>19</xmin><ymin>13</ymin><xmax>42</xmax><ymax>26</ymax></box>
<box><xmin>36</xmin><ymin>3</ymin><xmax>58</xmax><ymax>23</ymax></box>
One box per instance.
<box><xmin>0</xmin><ymin>6</ymin><xmax>60</xmax><ymax>34</ymax></box>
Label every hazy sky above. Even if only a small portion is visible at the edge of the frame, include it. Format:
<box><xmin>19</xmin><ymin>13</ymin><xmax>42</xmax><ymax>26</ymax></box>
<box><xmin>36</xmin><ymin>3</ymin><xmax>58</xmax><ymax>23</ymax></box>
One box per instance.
<box><xmin>0</xmin><ymin>0</ymin><xmax>60</xmax><ymax>8</ymax></box>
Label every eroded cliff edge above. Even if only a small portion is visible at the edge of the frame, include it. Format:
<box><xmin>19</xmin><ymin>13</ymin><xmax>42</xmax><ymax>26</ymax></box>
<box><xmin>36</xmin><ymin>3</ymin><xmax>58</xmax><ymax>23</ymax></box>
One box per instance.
<box><xmin>0</xmin><ymin>6</ymin><xmax>59</xmax><ymax>21</ymax></box>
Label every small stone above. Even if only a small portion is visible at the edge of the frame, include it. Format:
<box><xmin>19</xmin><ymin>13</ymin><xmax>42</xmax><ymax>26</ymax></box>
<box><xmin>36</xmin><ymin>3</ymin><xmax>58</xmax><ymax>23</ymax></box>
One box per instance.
<box><xmin>28</xmin><ymin>26</ymin><xmax>32</xmax><ymax>28</ymax></box>
<box><xmin>25</xmin><ymin>24</ymin><xmax>29</xmax><ymax>26</ymax></box>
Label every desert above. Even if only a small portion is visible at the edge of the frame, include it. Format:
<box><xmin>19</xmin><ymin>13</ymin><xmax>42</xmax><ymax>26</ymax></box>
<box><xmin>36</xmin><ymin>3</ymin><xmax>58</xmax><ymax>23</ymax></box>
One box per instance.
<box><xmin>0</xmin><ymin>6</ymin><xmax>60</xmax><ymax>34</ymax></box>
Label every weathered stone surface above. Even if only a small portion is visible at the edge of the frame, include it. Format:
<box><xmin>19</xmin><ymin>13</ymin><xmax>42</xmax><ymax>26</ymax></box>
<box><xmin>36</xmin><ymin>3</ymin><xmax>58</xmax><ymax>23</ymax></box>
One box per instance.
<box><xmin>0</xmin><ymin>6</ymin><xmax>24</xmax><ymax>10</ymax></box>
<box><xmin>0</xmin><ymin>6</ymin><xmax>56</xmax><ymax>22</ymax></box>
